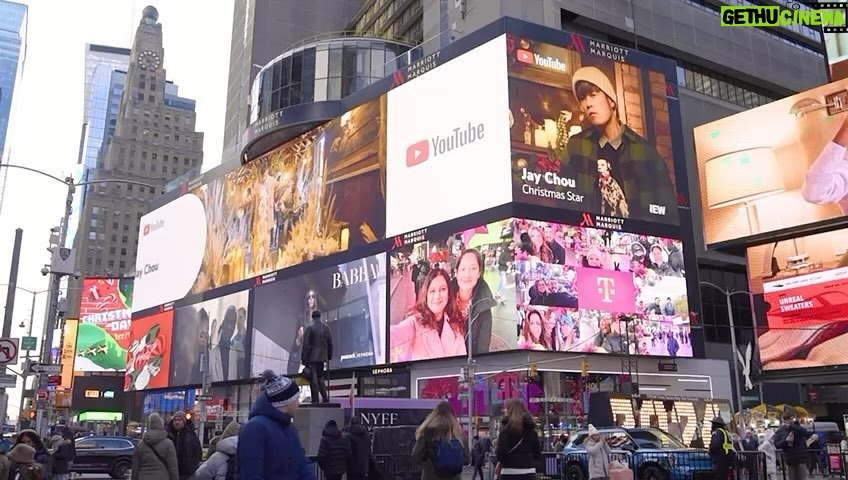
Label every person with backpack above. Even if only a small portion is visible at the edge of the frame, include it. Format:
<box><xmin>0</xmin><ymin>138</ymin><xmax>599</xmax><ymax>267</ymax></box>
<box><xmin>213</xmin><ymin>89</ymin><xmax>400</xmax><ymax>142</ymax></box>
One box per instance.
<box><xmin>495</xmin><ymin>399</ymin><xmax>541</xmax><ymax>480</ymax></box>
<box><xmin>317</xmin><ymin>420</ymin><xmax>350</xmax><ymax>480</ymax></box>
<box><xmin>7</xmin><ymin>444</ymin><xmax>45</xmax><ymax>480</ymax></box>
<box><xmin>193</xmin><ymin>422</ymin><xmax>241</xmax><ymax>480</ymax></box>
<box><xmin>344</xmin><ymin>417</ymin><xmax>373</xmax><ymax>480</ymax></box>
<box><xmin>411</xmin><ymin>400</ymin><xmax>470</xmax><ymax>480</ymax></box>
<box><xmin>131</xmin><ymin>412</ymin><xmax>179</xmax><ymax>480</ymax></box>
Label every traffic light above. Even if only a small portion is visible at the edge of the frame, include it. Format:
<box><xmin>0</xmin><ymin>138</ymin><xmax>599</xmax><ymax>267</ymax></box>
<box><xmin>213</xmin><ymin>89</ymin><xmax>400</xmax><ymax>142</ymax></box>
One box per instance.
<box><xmin>529</xmin><ymin>363</ymin><xmax>538</xmax><ymax>378</ymax></box>
<box><xmin>581</xmin><ymin>359</ymin><xmax>589</xmax><ymax>377</ymax></box>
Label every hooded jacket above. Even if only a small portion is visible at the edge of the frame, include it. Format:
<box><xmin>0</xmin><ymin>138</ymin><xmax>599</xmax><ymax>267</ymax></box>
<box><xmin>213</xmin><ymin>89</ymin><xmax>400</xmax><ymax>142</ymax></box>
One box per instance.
<box><xmin>773</xmin><ymin>422</ymin><xmax>810</xmax><ymax>466</ymax></box>
<box><xmin>167</xmin><ymin>417</ymin><xmax>202</xmax><ymax>479</ymax></box>
<box><xmin>317</xmin><ymin>422</ymin><xmax>350</xmax><ymax>476</ymax></box>
<box><xmin>51</xmin><ymin>435</ymin><xmax>75</xmax><ymax>475</ymax></box>
<box><xmin>345</xmin><ymin>423</ymin><xmax>372</xmax><ymax>479</ymax></box>
<box><xmin>238</xmin><ymin>393</ymin><xmax>315</xmax><ymax>480</ymax></box>
<box><xmin>132</xmin><ymin>429</ymin><xmax>179</xmax><ymax>480</ymax></box>
<box><xmin>495</xmin><ymin>415</ymin><xmax>541</xmax><ymax>471</ymax></box>
<box><xmin>193</xmin><ymin>436</ymin><xmax>238</xmax><ymax>480</ymax></box>
<box><xmin>14</xmin><ymin>430</ymin><xmax>52</xmax><ymax>479</ymax></box>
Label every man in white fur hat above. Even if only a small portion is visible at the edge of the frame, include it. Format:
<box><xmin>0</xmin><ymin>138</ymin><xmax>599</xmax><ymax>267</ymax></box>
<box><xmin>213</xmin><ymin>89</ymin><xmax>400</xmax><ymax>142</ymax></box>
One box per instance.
<box><xmin>555</xmin><ymin>66</ymin><xmax>679</xmax><ymax>225</ymax></box>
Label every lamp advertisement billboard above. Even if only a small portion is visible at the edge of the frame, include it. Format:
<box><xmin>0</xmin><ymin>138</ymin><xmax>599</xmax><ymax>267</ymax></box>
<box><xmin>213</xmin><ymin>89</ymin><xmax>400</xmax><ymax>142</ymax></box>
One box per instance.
<box><xmin>251</xmin><ymin>253</ymin><xmax>387</xmax><ymax>376</ymax></box>
<box><xmin>508</xmin><ymin>33</ymin><xmax>684</xmax><ymax>228</ymax></box>
<box><xmin>694</xmin><ymin>78</ymin><xmax>848</xmax><ymax>247</ymax></box>
<box><xmin>133</xmin><ymin>96</ymin><xmax>387</xmax><ymax>312</ymax></box>
<box><xmin>77</xmin><ymin>277</ymin><xmax>133</xmax><ymax>372</ymax></box>
<box><xmin>748</xmin><ymin>228</ymin><xmax>848</xmax><ymax>371</ymax></box>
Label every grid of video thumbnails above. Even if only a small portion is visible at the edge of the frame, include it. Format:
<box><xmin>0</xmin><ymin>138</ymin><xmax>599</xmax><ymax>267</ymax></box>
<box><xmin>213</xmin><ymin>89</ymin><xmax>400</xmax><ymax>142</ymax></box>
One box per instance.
<box><xmin>512</xmin><ymin>219</ymin><xmax>693</xmax><ymax>357</ymax></box>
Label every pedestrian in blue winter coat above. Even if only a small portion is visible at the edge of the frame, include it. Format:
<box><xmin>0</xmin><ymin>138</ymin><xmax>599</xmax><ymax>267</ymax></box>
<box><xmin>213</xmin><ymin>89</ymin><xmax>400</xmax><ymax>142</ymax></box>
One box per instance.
<box><xmin>238</xmin><ymin>369</ymin><xmax>315</xmax><ymax>480</ymax></box>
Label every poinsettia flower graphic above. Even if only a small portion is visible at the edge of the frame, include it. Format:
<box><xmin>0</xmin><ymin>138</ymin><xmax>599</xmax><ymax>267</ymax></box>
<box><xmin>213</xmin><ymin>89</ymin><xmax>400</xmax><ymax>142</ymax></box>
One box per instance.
<box><xmin>421</xmin><ymin>377</ymin><xmax>459</xmax><ymax>400</ymax></box>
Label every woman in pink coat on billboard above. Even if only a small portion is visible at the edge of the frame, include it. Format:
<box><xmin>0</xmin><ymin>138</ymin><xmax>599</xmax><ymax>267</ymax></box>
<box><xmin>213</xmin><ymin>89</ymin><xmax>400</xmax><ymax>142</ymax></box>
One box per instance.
<box><xmin>390</xmin><ymin>268</ymin><xmax>467</xmax><ymax>362</ymax></box>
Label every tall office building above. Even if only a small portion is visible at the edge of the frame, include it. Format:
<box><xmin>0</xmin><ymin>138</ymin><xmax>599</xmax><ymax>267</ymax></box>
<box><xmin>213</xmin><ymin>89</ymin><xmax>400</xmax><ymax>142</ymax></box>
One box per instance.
<box><xmin>67</xmin><ymin>45</ymin><xmax>131</xmax><ymax>246</ymax></box>
<box><xmin>0</xmin><ymin>0</ymin><xmax>27</xmax><ymax>212</ymax></box>
<box><xmin>221</xmin><ymin>0</ymin><xmax>363</xmax><ymax>165</ymax></box>
<box><xmin>71</xmin><ymin>6</ymin><xmax>203</xmax><ymax>287</ymax></box>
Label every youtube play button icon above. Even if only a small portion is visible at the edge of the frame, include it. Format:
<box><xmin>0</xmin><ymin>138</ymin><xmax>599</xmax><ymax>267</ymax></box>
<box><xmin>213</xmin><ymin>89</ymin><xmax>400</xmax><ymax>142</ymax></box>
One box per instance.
<box><xmin>406</xmin><ymin>139</ymin><xmax>430</xmax><ymax>167</ymax></box>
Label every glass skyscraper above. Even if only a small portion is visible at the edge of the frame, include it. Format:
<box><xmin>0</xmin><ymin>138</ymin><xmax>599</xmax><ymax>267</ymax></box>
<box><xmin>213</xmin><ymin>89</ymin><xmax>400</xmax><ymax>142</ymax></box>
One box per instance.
<box><xmin>0</xmin><ymin>1</ymin><xmax>27</xmax><ymax>212</ymax></box>
<box><xmin>0</xmin><ymin>0</ymin><xmax>26</xmax><ymax>158</ymax></box>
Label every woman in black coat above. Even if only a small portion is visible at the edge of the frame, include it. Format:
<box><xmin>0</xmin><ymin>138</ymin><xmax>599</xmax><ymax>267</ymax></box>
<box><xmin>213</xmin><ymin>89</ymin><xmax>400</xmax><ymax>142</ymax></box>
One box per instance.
<box><xmin>496</xmin><ymin>399</ymin><xmax>541</xmax><ymax>480</ymax></box>
<box><xmin>317</xmin><ymin>420</ymin><xmax>351</xmax><ymax>480</ymax></box>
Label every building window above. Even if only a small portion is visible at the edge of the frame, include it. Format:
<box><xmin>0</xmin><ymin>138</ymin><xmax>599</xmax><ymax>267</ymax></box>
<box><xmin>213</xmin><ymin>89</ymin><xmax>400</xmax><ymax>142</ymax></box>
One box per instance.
<box><xmin>121</xmin><ymin>235</ymin><xmax>128</xmax><ymax>243</ymax></box>
<box><xmin>109</xmin><ymin>247</ymin><xmax>116</xmax><ymax>255</ymax></box>
<box><xmin>121</xmin><ymin>247</ymin><xmax>127</xmax><ymax>255</ymax></box>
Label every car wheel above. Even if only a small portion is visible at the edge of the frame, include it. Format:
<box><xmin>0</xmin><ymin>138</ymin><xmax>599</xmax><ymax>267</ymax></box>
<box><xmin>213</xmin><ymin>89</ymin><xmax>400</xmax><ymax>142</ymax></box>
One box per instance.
<box><xmin>110</xmin><ymin>460</ymin><xmax>131</xmax><ymax>479</ymax></box>
<box><xmin>640</xmin><ymin>465</ymin><xmax>667</xmax><ymax>480</ymax></box>
<box><xmin>566</xmin><ymin>462</ymin><xmax>586</xmax><ymax>480</ymax></box>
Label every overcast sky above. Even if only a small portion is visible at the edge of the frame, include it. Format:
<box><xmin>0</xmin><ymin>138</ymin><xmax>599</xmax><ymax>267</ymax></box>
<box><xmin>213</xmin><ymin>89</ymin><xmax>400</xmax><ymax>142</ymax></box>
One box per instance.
<box><xmin>0</xmin><ymin>0</ymin><xmax>233</xmax><ymax>416</ymax></box>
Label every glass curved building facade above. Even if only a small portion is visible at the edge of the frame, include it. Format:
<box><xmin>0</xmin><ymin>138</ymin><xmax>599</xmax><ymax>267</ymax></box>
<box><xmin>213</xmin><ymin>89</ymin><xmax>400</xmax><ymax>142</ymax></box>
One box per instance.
<box><xmin>249</xmin><ymin>36</ymin><xmax>420</xmax><ymax>123</ymax></box>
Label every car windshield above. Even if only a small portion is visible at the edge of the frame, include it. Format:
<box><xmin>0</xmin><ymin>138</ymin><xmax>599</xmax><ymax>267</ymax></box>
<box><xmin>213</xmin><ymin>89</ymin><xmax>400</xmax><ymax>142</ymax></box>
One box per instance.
<box><xmin>629</xmin><ymin>429</ymin><xmax>685</xmax><ymax>449</ymax></box>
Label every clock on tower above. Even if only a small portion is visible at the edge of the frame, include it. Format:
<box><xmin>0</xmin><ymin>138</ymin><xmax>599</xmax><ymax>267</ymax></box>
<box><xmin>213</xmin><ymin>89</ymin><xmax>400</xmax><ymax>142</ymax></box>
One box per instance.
<box><xmin>137</xmin><ymin>50</ymin><xmax>161</xmax><ymax>71</ymax></box>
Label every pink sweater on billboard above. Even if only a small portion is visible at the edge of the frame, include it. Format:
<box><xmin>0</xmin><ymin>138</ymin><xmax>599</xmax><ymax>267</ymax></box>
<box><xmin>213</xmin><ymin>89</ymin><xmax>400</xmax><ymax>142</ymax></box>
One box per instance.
<box><xmin>390</xmin><ymin>315</ymin><xmax>467</xmax><ymax>362</ymax></box>
<box><xmin>802</xmin><ymin>142</ymin><xmax>848</xmax><ymax>214</ymax></box>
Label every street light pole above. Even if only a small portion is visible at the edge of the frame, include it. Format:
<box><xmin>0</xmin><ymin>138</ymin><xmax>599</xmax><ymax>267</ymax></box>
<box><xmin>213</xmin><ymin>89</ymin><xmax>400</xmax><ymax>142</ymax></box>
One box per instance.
<box><xmin>464</xmin><ymin>299</ymin><xmax>492</xmax><ymax>450</ymax></box>
<box><xmin>0</xmin><ymin>163</ymin><xmax>157</xmax><ymax>435</ymax></box>
<box><xmin>700</xmin><ymin>281</ymin><xmax>751</xmax><ymax>421</ymax></box>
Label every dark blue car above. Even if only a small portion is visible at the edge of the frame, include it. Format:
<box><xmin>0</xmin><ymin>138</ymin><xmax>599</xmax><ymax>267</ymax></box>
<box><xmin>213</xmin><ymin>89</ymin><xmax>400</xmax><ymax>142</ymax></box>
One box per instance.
<box><xmin>562</xmin><ymin>427</ymin><xmax>713</xmax><ymax>480</ymax></box>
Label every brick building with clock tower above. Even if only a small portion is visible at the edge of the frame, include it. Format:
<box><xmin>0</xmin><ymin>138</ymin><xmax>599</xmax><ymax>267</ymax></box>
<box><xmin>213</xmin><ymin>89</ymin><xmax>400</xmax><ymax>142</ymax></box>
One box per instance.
<box><xmin>68</xmin><ymin>6</ymin><xmax>204</xmax><ymax>311</ymax></box>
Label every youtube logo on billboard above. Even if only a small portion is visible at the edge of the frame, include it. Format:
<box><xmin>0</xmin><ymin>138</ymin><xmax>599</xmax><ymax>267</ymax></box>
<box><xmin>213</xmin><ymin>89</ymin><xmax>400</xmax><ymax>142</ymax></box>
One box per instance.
<box><xmin>385</xmin><ymin>34</ymin><xmax>512</xmax><ymax>237</ymax></box>
<box><xmin>517</xmin><ymin>49</ymin><xmax>534</xmax><ymax>64</ymax></box>
<box><xmin>406</xmin><ymin>140</ymin><xmax>429</xmax><ymax>167</ymax></box>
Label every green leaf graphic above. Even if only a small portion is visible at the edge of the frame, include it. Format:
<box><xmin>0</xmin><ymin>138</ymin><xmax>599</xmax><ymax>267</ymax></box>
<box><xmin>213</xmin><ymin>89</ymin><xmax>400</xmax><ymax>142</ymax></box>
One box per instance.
<box><xmin>76</xmin><ymin>323</ymin><xmax>128</xmax><ymax>370</ymax></box>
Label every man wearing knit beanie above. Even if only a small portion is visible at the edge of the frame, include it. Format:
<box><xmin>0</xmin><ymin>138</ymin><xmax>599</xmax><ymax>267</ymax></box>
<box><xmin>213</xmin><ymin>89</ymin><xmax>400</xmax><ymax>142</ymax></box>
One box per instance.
<box><xmin>167</xmin><ymin>411</ymin><xmax>202</xmax><ymax>480</ymax></box>
<box><xmin>551</xmin><ymin>65</ymin><xmax>678</xmax><ymax>224</ymax></box>
<box><xmin>239</xmin><ymin>369</ymin><xmax>314</xmax><ymax>479</ymax></box>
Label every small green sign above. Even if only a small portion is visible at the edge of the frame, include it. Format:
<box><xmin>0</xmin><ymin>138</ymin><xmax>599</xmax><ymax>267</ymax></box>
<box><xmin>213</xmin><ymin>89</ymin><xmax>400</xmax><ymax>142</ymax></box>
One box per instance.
<box><xmin>21</xmin><ymin>336</ymin><xmax>37</xmax><ymax>351</ymax></box>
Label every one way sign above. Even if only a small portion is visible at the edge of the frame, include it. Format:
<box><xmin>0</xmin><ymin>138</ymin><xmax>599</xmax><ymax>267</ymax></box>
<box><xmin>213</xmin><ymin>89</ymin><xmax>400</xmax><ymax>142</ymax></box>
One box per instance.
<box><xmin>28</xmin><ymin>363</ymin><xmax>61</xmax><ymax>374</ymax></box>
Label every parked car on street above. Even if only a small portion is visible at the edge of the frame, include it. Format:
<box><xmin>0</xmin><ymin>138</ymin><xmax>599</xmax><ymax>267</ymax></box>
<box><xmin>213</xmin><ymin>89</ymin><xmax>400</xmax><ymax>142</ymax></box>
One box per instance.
<box><xmin>562</xmin><ymin>427</ymin><xmax>712</xmax><ymax>480</ymax></box>
<box><xmin>70</xmin><ymin>435</ymin><xmax>136</xmax><ymax>479</ymax></box>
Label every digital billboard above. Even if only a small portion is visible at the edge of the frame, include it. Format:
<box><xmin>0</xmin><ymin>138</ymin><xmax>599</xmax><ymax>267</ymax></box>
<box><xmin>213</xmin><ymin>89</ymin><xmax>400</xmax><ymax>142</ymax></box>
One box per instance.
<box><xmin>72</xmin><ymin>375</ymin><xmax>125</xmax><ymax>412</ymax></box>
<box><xmin>77</xmin><ymin>278</ymin><xmax>133</xmax><ymax>372</ymax></box>
<box><xmin>512</xmin><ymin>218</ymin><xmax>691</xmax><ymax>357</ymax></box>
<box><xmin>747</xmin><ymin>228</ymin><xmax>848</xmax><ymax>371</ymax></box>
<box><xmin>251</xmin><ymin>253</ymin><xmax>387</xmax><ymax>375</ymax></box>
<box><xmin>385</xmin><ymin>35</ymin><xmax>512</xmax><ymax>237</ymax></box>
<box><xmin>124</xmin><ymin>310</ymin><xmax>174</xmax><ymax>391</ymax></box>
<box><xmin>133</xmin><ymin>97</ymin><xmax>387</xmax><ymax>312</ymax></box>
<box><xmin>387</xmin><ymin>217</ymin><xmax>692</xmax><ymax>363</ymax></box>
<box><xmin>60</xmin><ymin>319</ymin><xmax>78</xmax><ymax>389</ymax></box>
<box><xmin>694</xmin><ymin>78</ymin><xmax>848</xmax><ymax>247</ymax></box>
<box><xmin>389</xmin><ymin>219</ymin><xmax>518</xmax><ymax>362</ymax></box>
<box><xmin>171</xmin><ymin>290</ymin><xmax>249</xmax><ymax>386</ymax></box>
<box><xmin>508</xmin><ymin>34</ymin><xmax>683</xmax><ymax>227</ymax></box>
<box><xmin>825</xmin><ymin>3</ymin><xmax>848</xmax><ymax>81</ymax></box>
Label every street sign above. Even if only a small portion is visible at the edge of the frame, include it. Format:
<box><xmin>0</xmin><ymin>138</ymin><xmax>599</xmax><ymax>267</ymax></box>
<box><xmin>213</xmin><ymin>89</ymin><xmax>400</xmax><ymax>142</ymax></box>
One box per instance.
<box><xmin>0</xmin><ymin>338</ymin><xmax>19</xmax><ymax>365</ymax></box>
<box><xmin>196</xmin><ymin>394</ymin><xmax>213</xmax><ymax>401</ymax></box>
<box><xmin>0</xmin><ymin>374</ymin><xmax>16</xmax><ymax>388</ymax></box>
<box><xmin>21</xmin><ymin>336</ymin><xmax>36</xmax><ymax>351</ymax></box>
<box><xmin>28</xmin><ymin>363</ymin><xmax>61</xmax><ymax>374</ymax></box>
<box><xmin>36</xmin><ymin>388</ymin><xmax>48</xmax><ymax>401</ymax></box>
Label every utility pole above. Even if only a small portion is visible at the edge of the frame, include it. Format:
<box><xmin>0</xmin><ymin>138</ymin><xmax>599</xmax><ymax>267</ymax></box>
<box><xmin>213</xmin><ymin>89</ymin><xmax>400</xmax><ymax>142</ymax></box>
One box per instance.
<box><xmin>36</xmin><ymin>178</ymin><xmax>73</xmax><ymax>435</ymax></box>
<box><xmin>18</xmin><ymin>290</ymin><xmax>36</xmax><ymax>429</ymax></box>
<box><xmin>198</xmin><ymin>347</ymin><xmax>210</xmax><ymax>446</ymax></box>
<box><xmin>1</xmin><ymin>229</ymin><xmax>23</xmax><ymax>425</ymax></box>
